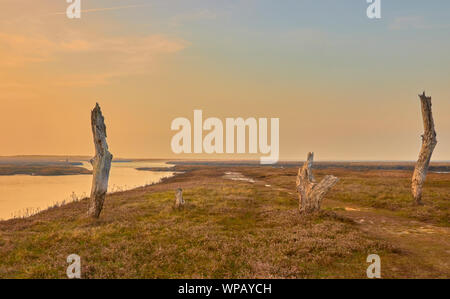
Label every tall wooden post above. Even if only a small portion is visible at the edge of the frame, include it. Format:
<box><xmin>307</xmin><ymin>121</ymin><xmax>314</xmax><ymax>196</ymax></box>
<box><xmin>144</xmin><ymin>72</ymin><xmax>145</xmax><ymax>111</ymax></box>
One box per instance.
<box><xmin>88</xmin><ymin>103</ymin><xmax>113</xmax><ymax>218</ymax></box>
<box><xmin>412</xmin><ymin>92</ymin><xmax>437</xmax><ymax>205</ymax></box>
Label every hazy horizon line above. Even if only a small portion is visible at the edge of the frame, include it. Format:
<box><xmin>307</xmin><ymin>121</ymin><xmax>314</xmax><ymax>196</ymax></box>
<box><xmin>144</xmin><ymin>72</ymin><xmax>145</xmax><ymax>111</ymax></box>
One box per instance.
<box><xmin>0</xmin><ymin>155</ymin><xmax>449</xmax><ymax>163</ymax></box>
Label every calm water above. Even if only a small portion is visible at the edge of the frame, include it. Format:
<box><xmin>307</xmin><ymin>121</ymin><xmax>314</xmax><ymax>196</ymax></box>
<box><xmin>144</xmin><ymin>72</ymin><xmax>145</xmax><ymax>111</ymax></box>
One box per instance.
<box><xmin>0</xmin><ymin>161</ymin><xmax>174</xmax><ymax>220</ymax></box>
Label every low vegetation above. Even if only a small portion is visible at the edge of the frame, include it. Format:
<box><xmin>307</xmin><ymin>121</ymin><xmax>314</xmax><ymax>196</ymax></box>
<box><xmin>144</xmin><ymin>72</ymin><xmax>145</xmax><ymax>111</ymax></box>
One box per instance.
<box><xmin>241</xmin><ymin>166</ymin><xmax>449</xmax><ymax>227</ymax></box>
<box><xmin>0</xmin><ymin>164</ymin><xmax>448</xmax><ymax>278</ymax></box>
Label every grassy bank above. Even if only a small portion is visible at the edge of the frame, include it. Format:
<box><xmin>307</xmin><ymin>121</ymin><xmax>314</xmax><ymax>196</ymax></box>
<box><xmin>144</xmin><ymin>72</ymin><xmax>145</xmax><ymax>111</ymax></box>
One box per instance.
<box><xmin>240</xmin><ymin>166</ymin><xmax>450</xmax><ymax>227</ymax></box>
<box><xmin>0</xmin><ymin>165</ymin><xmax>448</xmax><ymax>278</ymax></box>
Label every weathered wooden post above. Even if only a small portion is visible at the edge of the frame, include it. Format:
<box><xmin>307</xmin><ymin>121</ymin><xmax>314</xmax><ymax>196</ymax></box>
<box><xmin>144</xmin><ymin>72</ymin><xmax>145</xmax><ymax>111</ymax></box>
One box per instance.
<box><xmin>296</xmin><ymin>152</ymin><xmax>339</xmax><ymax>214</ymax></box>
<box><xmin>88</xmin><ymin>103</ymin><xmax>113</xmax><ymax>218</ymax></box>
<box><xmin>174</xmin><ymin>188</ymin><xmax>185</xmax><ymax>208</ymax></box>
<box><xmin>412</xmin><ymin>92</ymin><xmax>437</xmax><ymax>205</ymax></box>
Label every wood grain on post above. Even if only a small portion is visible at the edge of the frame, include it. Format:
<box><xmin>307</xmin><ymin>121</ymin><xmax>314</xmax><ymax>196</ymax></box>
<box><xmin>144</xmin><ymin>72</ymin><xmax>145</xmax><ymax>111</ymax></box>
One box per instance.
<box><xmin>296</xmin><ymin>152</ymin><xmax>339</xmax><ymax>214</ymax></box>
<box><xmin>412</xmin><ymin>92</ymin><xmax>437</xmax><ymax>205</ymax></box>
<box><xmin>88</xmin><ymin>103</ymin><xmax>113</xmax><ymax>218</ymax></box>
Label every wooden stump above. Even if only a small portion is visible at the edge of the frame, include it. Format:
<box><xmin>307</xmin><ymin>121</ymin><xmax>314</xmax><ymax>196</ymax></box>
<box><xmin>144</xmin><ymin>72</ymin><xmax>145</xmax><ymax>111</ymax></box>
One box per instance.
<box><xmin>174</xmin><ymin>188</ymin><xmax>185</xmax><ymax>208</ymax></box>
<box><xmin>87</xmin><ymin>103</ymin><xmax>113</xmax><ymax>218</ymax></box>
<box><xmin>296</xmin><ymin>152</ymin><xmax>339</xmax><ymax>214</ymax></box>
<box><xmin>412</xmin><ymin>92</ymin><xmax>437</xmax><ymax>205</ymax></box>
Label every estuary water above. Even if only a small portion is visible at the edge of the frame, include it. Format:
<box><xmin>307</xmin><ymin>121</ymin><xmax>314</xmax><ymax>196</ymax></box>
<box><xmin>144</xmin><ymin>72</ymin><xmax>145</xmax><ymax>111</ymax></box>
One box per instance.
<box><xmin>0</xmin><ymin>161</ymin><xmax>174</xmax><ymax>220</ymax></box>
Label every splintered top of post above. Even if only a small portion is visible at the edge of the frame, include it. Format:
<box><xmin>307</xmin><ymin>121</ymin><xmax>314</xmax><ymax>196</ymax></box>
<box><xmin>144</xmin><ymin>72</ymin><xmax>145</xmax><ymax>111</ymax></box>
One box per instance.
<box><xmin>417</xmin><ymin>91</ymin><xmax>437</xmax><ymax>143</ymax></box>
<box><xmin>91</xmin><ymin>103</ymin><xmax>106</xmax><ymax>133</ymax></box>
<box><xmin>306</xmin><ymin>152</ymin><xmax>314</xmax><ymax>168</ymax></box>
<box><xmin>299</xmin><ymin>152</ymin><xmax>315</xmax><ymax>183</ymax></box>
<box><xmin>92</xmin><ymin>102</ymin><xmax>103</xmax><ymax>117</ymax></box>
<box><xmin>419</xmin><ymin>91</ymin><xmax>431</xmax><ymax>100</ymax></box>
<box><xmin>91</xmin><ymin>103</ymin><xmax>109</xmax><ymax>153</ymax></box>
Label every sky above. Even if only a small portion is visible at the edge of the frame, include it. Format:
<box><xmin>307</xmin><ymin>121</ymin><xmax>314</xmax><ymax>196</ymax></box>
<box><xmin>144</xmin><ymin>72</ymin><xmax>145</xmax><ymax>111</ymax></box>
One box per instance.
<box><xmin>0</xmin><ymin>0</ymin><xmax>450</xmax><ymax>161</ymax></box>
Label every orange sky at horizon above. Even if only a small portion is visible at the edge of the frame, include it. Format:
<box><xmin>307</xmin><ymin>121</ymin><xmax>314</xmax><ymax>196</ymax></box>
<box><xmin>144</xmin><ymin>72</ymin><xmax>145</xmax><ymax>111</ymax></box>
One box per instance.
<box><xmin>1</xmin><ymin>1</ymin><xmax>449</xmax><ymax>161</ymax></box>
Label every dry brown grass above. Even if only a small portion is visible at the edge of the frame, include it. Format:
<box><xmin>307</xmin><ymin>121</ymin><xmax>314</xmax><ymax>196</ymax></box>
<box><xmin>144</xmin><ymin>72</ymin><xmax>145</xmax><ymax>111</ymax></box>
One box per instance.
<box><xmin>0</xmin><ymin>166</ymin><xmax>407</xmax><ymax>279</ymax></box>
<box><xmin>239</xmin><ymin>166</ymin><xmax>450</xmax><ymax>227</ymax></box>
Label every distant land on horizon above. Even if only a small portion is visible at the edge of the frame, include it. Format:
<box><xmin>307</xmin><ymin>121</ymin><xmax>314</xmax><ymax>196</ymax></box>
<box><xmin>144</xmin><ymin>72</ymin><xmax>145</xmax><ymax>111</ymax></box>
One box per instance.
<box><xmin>0</xmin><ymin>155</ymin><xmax>450</xmax><ymax>164</ymax></box>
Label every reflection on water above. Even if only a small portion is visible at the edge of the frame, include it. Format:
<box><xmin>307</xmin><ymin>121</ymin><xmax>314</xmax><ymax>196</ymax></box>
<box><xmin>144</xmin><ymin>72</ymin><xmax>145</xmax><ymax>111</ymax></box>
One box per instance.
<box><xmin>0</xmin><ymin>161</ymin><xmax>174</xmax><ymax>220</ymax></box>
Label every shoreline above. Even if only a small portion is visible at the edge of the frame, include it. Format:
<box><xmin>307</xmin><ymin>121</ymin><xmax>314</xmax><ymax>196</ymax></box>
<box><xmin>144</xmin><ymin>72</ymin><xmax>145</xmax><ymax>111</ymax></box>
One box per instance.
<box><xmin>1</xmin><ymin>161</ymin><xmax>448</xmax><ymax>222</ymax></box>
<box><xmin>1</xmin><ymin>164</ymin><xmax>448</xmax><ymax>278</ymax></box>
<box><xmin>0</xmin><ymin>165</ymin><xmax>178</xmax><ymax>222</ymax></box>
<box><xmin>0</xmin><ymin>165</ymin><xmax>92</xmax><ymax>176</ymax></box>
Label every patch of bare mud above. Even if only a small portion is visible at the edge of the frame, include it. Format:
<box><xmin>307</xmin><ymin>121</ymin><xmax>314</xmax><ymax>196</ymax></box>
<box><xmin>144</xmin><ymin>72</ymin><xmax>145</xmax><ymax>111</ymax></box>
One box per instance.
<box><xmin>223</xmin><ymin>172</ymin><xmax>256</xmax><ymax>183</ymax></box>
